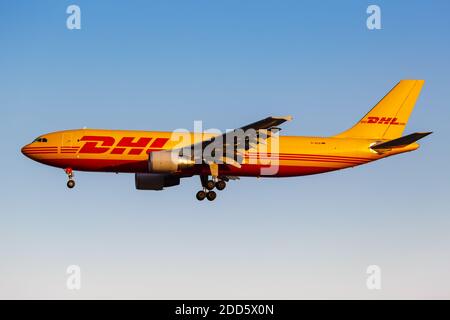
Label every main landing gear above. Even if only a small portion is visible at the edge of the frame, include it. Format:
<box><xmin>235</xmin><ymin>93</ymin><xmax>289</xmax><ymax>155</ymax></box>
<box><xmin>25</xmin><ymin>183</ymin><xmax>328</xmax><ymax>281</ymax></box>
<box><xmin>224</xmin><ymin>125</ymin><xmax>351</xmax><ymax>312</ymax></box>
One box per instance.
<box><xmin>196</xmin><ymin>190</ymin><xmax>216</xmax><ymax>201</ymax></box>
<box><xmin>196</xmin><ymin>175</ymin><xmax>227</xmax><ymax>201</ymax></box>
<box><xmin>65</xmin><ymin>168</ymin><xmax>75</xmax><ymax>189</ymax></box>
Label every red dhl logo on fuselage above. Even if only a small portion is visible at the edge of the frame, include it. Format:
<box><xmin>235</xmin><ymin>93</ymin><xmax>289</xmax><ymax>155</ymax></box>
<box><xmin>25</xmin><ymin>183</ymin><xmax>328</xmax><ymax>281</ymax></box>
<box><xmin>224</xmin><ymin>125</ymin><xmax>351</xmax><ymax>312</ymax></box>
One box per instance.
<box><xmin>77</xmin><ymin>136</ymin><xmax>170</xmax><ymax>155</ymax></box>
<box><xmin>360</xmin><ymin>117</ymin><xmax>405</xmax><ymax>125</ymax></box>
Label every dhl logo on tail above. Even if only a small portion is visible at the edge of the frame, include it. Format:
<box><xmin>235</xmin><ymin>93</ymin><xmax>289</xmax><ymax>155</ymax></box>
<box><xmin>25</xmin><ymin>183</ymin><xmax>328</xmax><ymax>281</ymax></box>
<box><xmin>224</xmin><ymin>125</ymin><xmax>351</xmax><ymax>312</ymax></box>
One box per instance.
<box><xmin>360</xmin><ymin>117</ymin><xmax>405</xmax><ymax>125</ymax></box>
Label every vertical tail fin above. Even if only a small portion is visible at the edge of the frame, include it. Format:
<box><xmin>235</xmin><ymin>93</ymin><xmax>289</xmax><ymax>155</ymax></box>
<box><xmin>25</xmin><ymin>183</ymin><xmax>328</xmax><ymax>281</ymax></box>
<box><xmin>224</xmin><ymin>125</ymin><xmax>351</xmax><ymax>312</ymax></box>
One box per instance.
<box><xmin>335</xmin><ymin>80</ymin><xmax>425</xmax><ymax>139</ymax></box>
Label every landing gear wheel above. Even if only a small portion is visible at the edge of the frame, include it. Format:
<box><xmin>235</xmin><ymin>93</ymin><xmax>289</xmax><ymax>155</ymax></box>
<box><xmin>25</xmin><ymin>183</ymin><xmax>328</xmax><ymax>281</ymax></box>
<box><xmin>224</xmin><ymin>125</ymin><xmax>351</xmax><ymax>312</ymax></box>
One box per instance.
<box><xmin>67</xmin><ymin>180</ymin><xmax>75</xmax><ymax>189</ymax></box>
<box><xmin>65</xmin><ymin>168</ymin><xmax>75</xmax><ymax>189</ymax></box>
<box><xmin>196</xmin><ymin>190</ymin><xmax>206</xmax><ymax>201</ymax></box>
<box><xmin>206</xmin><ymin>180</ymin><xmax>215</xmax><ymax>190</ymax></box>
<box><xmin>215</xmin><ymin>180</ymin><xmax>226</xmax><ymax>191</ymax></box>
<box><xmin>206</xmin><ymin>190</ymin><xmax>217</xmax><ymax>201</ymax></box>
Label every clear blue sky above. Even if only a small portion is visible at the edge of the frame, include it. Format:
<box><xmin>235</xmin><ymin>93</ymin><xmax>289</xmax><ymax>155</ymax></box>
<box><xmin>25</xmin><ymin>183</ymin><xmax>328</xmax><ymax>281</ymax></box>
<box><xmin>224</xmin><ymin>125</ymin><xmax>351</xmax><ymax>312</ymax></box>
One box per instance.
<box><xmin>1</xmin><ymin>0</ymin><xmax>449</xmax><ymax>298</ymax></box>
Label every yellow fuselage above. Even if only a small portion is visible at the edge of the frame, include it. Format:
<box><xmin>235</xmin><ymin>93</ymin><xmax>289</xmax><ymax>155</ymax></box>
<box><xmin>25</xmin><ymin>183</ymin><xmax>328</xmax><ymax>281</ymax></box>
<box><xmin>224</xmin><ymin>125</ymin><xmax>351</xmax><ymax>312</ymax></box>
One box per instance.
<box><xmin>21</xmin><ymin>129</ymin><xmax>419</xmax><ymax>177</ymax></box>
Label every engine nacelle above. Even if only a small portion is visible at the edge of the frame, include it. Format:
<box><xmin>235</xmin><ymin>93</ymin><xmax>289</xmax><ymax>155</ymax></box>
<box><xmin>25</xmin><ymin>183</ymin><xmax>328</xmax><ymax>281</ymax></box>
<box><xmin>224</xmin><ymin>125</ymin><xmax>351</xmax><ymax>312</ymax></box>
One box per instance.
<box><xmin>148</xmin><ymin>150</ymin><xmax>194</xmax><ymax>173</ymax></box>
<box><xmin>135</xmin><ymin>173</ymin><xmax>180</xmax><ymax>190</ymax></box>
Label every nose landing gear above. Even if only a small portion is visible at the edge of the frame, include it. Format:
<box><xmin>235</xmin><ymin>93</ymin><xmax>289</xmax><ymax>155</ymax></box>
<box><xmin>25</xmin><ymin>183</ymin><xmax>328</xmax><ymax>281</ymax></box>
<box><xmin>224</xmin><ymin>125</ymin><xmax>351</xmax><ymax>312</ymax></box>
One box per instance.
<box><xmin>67</xmin><ymin>179</ymin><xmax>75</xmax><ymax>188</ymax></box>
<box><xmin>65</xmin><ymin>168</ymin><xmax>75</xmax><ymax>189</ymax></box>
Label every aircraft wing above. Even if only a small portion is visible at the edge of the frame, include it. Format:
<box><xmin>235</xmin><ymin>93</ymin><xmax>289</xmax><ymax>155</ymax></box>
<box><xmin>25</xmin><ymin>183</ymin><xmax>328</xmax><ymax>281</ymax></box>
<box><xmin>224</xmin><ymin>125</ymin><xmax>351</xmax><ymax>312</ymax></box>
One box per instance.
<box><xmin>179</xmin><ymin>115</ymin><xmax>293</xmax><ymax>170</ymax></box>
<box><xmin>198</xmin><ymin>115</ymin><xmax>292</xmax><ymax>149</ymax></box>
<box><xmin>193</xmin><ymin>116</ymin><xmax>292</xmax><ymax>150</ymax></box>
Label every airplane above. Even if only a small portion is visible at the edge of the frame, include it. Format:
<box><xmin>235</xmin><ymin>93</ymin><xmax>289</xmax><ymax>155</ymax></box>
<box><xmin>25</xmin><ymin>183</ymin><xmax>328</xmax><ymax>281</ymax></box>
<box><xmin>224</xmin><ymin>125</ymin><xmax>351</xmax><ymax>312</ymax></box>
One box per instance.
<box><xmin>21</xmin><ymin>80</ymin><xmax>431</xmax><ymax>201</ymax></box>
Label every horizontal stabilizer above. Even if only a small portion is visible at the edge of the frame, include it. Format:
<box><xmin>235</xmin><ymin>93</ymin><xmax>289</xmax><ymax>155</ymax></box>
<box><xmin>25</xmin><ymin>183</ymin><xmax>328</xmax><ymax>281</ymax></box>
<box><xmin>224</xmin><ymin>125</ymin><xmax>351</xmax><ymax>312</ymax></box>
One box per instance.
<box><xmin>371</xmin><ymin>132</ymin><xmax>432</xmax><ymax>151</ymax></box>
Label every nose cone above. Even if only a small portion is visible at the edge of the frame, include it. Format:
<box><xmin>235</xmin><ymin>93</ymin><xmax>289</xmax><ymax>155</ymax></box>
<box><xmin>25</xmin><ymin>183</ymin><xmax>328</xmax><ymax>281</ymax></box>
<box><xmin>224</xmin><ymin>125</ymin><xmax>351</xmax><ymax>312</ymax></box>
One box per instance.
<box><xmin>21</xmin><ymin>144</ymin><xmax>34</xmax><ymax>159</ymax></box>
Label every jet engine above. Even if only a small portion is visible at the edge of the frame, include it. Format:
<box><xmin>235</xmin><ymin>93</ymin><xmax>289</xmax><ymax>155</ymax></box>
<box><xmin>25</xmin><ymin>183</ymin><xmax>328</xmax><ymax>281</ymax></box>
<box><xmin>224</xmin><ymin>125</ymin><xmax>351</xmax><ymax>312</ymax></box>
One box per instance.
<box><xmin>148</xmin><ymin>150</ymin><xmax>195</xmax><ymax>173</ymax></box>
<box><xmin>135</xmin><ymin>173</ymin><xmax>181</xmax><ymax>190</ymax></box>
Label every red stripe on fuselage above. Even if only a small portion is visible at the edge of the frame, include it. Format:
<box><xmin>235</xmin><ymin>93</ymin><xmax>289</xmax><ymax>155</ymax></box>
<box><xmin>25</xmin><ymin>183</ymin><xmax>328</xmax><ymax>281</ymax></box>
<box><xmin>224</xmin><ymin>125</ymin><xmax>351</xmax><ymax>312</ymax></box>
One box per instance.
<box><xmin>23</xmin><ymin>151</ymin><xmax>58</xmax><ymax>154</ymax></box>
<box><xmin>246</xmin><ymin>154</ymin><xmax>371</xmax><ymax>164</ymax></box>
<box><xmin>247</xmin><ymin>152</ymin><xmax>371</xmax><ymax>161</ymax></box>
<box><xmin>246</xmin><ymin>156</ymin><xmax>367</xmax><ymax>165</ymax></box>
<box><xmin>35</xmin><ymin>157</ymin><xmax>362</xmax><ymax>177</ymax></box>
<box><xmin>22</xmin><ymin>146</ymin><xmax>57</xmax><ymax>148</ymax></box>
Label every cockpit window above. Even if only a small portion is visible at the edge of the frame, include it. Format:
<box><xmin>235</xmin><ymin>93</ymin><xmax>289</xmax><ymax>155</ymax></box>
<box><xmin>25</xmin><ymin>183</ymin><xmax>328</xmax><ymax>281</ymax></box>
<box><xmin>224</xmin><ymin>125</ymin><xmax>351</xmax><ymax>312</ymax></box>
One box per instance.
<box><xmin>33</xmin><ymin>137</ymin><xmax>48</xmax><ymax>143</ymax></box>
